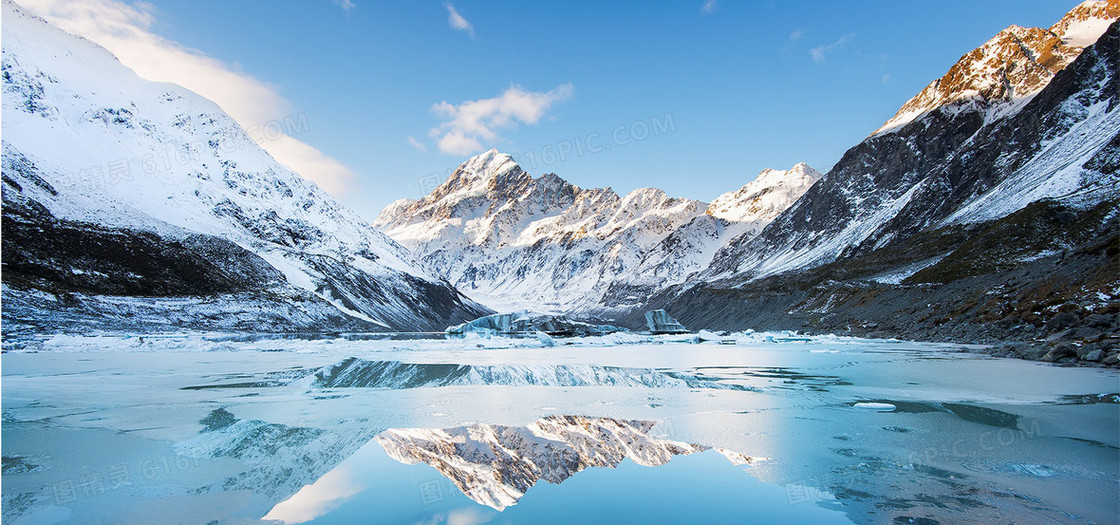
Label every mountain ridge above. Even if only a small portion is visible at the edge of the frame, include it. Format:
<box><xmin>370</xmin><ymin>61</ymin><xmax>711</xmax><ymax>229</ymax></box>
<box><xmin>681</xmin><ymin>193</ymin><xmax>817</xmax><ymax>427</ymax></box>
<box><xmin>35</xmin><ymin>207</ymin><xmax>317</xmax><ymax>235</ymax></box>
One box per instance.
<box><xmin>374</xmin><ymin>149</ymin><xmax>820</xmax><ymax>314</ymax></box>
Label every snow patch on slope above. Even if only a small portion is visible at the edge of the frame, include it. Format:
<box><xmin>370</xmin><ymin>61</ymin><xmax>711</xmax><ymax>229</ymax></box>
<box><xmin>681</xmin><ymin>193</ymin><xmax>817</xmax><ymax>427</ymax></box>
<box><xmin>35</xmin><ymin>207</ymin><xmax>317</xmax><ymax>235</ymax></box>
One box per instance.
<box><xmin>944</xmin><ymin>99</ymin><xmax>1120</xmax><ymax>225</ymax></box>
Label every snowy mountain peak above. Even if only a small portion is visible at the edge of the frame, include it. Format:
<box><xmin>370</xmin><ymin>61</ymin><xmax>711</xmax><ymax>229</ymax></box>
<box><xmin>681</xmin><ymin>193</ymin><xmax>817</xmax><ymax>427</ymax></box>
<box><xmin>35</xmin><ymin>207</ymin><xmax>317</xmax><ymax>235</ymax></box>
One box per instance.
<box><xmin>873</xmin><ymin>0</ymin><xmax>1120</xmax><ymax>134</ymax></box>
<box><xmin>618</xmin><ymin>186</ymin><xmax>671</xmax><ymax>209</ymax></box>
<box><xmin>422</xmin><ymin>149</ymin><xmax>529</xmax><ymax>204</ymax></box>
<box><xmin>456</xmin><ymin>148</ymin><xmax>520</xmax><ymax>182</ymax></box>
<box><xmin>707</xmin><ymin>163</ymin><xmax>822</xmax><ymax>223</ymax></box>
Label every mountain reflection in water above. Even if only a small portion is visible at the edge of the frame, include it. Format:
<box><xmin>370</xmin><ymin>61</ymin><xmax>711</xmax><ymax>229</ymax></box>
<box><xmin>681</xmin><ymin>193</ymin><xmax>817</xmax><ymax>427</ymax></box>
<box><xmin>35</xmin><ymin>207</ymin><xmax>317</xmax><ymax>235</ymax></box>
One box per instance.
<box><xmin>374</xmin><ymin>415</ymin><xmax>758</xmax><ymax>510</ymax></box>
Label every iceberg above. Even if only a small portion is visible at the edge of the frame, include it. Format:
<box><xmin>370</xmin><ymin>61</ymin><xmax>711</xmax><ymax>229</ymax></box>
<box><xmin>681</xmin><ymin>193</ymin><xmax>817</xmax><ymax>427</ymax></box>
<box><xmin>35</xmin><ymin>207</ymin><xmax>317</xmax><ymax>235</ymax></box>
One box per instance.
<box><xmin>645</xmin><ymin>309</ymin><xmax>688</xmax><ymax>334</ymax></box>
<box><xmin>445</xmin><ymin>311</ymin><xmax>529</xmax><ymax>336</ymax></box>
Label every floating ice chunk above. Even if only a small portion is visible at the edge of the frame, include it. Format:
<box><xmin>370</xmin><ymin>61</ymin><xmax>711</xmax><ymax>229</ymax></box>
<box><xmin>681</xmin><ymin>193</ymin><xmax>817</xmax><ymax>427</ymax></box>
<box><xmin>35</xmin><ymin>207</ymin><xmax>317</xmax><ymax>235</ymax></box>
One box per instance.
<box><xmin>853</xmin><ymin>402</ymin><xmax>896</xmax><ymax>411</ymax></box>
<box><xmin>697</xmin><ymin>330</ymin><xmax>721</xmax><ymax>340</ymax></box>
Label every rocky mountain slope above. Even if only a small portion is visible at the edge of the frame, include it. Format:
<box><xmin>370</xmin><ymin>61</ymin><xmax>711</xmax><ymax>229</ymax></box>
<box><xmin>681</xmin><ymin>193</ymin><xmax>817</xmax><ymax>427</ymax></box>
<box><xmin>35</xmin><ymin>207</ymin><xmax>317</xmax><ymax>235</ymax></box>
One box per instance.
<box><xmin>0</xmin><ymin>1</ymin><xmax>488</xmax><ymax>334</ymax></box>
<box><xmin>375</xmin><ymin>151</ymin><xmax>819</xmax><ymax>314</ymax></box>
<box><xmin>641</xmin><ymin>5</ymin><xmax>1120</xmax><ymax>364</ymax></box>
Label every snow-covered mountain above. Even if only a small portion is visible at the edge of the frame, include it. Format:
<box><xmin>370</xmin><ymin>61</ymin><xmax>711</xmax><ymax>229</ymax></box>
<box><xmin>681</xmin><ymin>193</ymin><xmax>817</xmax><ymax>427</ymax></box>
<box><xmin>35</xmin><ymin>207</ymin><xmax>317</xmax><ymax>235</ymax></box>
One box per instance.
<box><xmin>0</xmin><ymin>1</ymin><xmax>488</xmax><ymax>333</ymax></box>
<box><xmin>703</xmin><ymin>2</ymin><xmax>1120</xmax><ymax>283</ymax></box>
<box><xmin>376</xmin><ymin>416</ymin><xmax>743</xmax><ymax>510</ymax></box>
<box><xmin>374</xmin><ymin>150</ymin><xmax>819</xmax><ymax>313</ymax></box>
<box><xmin>875</xmin><ymin>0</ymin><xmax>1120</xmax><ymax>134</ymax></box>
<box><xmin>648</xmin><ymin>5</ymin><xmax>1120</xmax><ymax>346</ymax></box>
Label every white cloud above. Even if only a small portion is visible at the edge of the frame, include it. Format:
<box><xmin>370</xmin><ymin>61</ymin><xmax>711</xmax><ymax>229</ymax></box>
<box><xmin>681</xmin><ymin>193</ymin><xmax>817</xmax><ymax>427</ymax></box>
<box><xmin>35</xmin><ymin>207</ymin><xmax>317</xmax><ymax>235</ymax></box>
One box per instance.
<box><xmin>331</xmin><ymin>0</ymin><xmax>356</xmax><ymax>12</ymax></box>
<box><xmin>881</xmin><ymin>74</ymin><xmax>891</xmax><ymax>83</ymax></box>
<box><xmin>444</xmin><ymin>3</ymin><xmax>474</xmax><ymax>37</ymax></box>
<box><xmin>809</xmin><ymin>33</ymin><xmax>855</xmax><ymax>64</ymax></box>
<box><xmin>19</xmin><ymin>0</ymin><xmax>359</xmax><ymax>195</ymax></box>
<box><xmin>429</xmin><ymin>84</ymin><xmax>574</xmax><ymax>156</ymax></box>
<box><xmin>700</xmin><ymin>0</ymin><xmax>718</xmax><ymax>14</ymax></box>
<box><xmin>407</xmin><ymin>136</ymin><xmax>427</xmax><ymax>152</ymax></box>
<box><xmin>789</xmin><ymin>29</ymin><xmax>803</xmax><ymax>42</ymax></box>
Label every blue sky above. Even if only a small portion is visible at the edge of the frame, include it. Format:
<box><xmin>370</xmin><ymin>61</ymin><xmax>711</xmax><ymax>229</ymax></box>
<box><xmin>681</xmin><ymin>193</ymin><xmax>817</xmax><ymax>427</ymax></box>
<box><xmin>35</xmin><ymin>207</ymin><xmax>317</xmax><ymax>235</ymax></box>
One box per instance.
<box><xmin>27</xmin><ymin>0</ymin><xmax>1088</xmax><ymax>219</ymax></box>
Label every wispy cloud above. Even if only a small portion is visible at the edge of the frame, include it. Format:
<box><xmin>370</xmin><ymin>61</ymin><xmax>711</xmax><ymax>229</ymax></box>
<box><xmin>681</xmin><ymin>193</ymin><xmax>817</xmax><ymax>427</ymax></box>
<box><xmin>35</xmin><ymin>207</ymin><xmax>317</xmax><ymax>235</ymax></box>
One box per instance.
<box><xmin>333</xmin><ymin>0</ymin><xmax>356</xmax><ymax>12</ymax></box>
<box><xmin>407</xmin><ymin>136</ymin><xmax>427</xmax><ymax>152</ymax></box>
<box><xmin>429</xmin><ymin>84</ymin><xmax>574</xmax><ymax>156</ymax></box>
<box><xmin>700</xmin><ymin>0</ymin><xmax>718</xmax><ymax>14</ymax></box>
<box><xmin>788</xmin><ymin>29</ymin><xmax>803</xmax><ymax>42</ymax></box>
<box><xmin>20</xmin><ymin>0</ymin><xmax>358</xmax><ymax>195</ymax></box>
<box><xmin>443</xmin><ymin>2</ymin><xmax>474</xmax><ymax>37</ymax></box>
<box><xmin>809</xmin><ymin>33</ymin><xmax>855</xmax><ymax>64</ymax></box>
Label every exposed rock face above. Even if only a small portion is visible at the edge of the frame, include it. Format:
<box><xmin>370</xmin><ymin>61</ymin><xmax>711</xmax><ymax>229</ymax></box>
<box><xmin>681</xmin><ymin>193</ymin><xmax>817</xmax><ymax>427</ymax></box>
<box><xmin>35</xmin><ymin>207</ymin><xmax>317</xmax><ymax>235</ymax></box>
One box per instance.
<box><xmin>0</xmin><ymin>2</ymin><xmax>488</xmax><ymax>333</ymax></box>
<box><xmin>374</xmin><ymin>150</ymin><xmax>705</xmax><ymax>313</ymax></box>
<box><xmin>375</xmin><ymin>150</ymin><xmax>818</xmax><ymax>314</ymax></box>
<box><xmin>600</xmin><ymin>162</ymin><xmax>822</xmax><ymax>311</ymax></box>
<box><xmin>375</xmin><ymin>416</ymin><xmax>723</xmax><ymax>510</ymax></box>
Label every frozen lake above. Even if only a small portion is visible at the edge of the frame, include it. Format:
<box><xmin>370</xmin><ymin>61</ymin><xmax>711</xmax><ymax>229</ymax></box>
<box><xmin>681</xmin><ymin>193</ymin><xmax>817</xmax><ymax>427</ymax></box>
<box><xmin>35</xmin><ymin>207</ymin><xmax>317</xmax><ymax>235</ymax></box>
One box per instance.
<box><xmin>2</xmin><ymin>332</ymin><xmax>1118</xmax><ymax>524</ymax></box>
